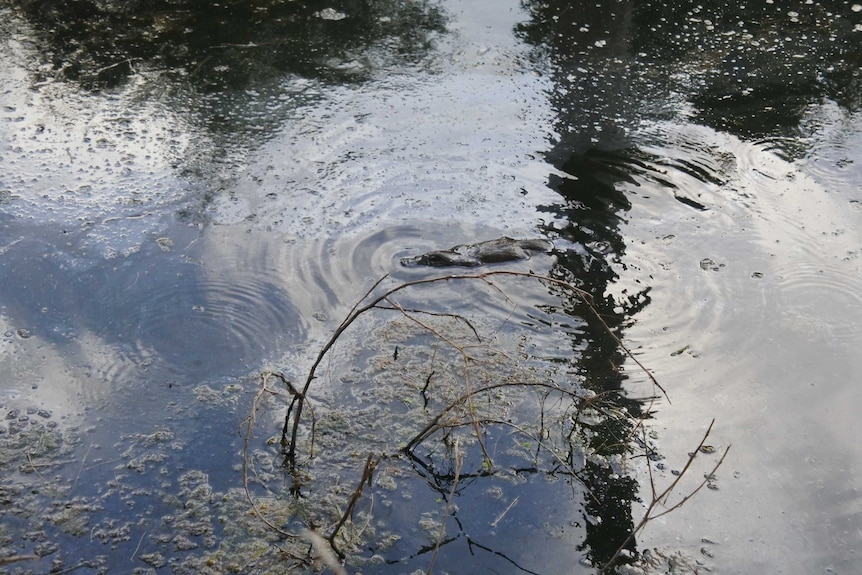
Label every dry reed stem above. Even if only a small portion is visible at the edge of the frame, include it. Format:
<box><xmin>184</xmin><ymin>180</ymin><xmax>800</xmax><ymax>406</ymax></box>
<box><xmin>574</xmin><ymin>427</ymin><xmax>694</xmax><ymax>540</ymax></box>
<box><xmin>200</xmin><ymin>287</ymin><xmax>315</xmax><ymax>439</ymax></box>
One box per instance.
<box><xmin>327</xmin><ymin>453</ymin><xmax>380</xmax><ymax>558</ymax></box>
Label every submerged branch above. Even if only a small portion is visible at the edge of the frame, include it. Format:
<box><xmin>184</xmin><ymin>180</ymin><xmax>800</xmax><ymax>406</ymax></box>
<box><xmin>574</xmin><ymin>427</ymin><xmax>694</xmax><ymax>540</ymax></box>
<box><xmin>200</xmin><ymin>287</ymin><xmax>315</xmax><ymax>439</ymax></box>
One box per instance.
<box><xmin>426</xmin><ymin>439</ymin><xmax>463</xmax><ymax>575</ymax></box>
<box><xmin>282</xmin><ymin>270</ymin><xmax>669</xmax><ymax>466</ymax></box>
<box><xmin>255</xmin><ymin>269</ymin><xmax>718</xmax><ymax>570</ymax></box>
<box><xmin>327</xmin><ymin>453</ymin><xmax>381</xmax><ymax>557</ymax></box>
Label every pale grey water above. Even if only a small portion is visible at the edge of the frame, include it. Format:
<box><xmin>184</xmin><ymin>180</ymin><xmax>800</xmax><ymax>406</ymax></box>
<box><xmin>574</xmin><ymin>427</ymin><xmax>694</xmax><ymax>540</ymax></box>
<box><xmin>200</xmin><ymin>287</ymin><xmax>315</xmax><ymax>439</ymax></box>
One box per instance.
<box><xmin>623</xmin><ymin>119</ymin><xmax>862</xmax><ymax>572</ymax></box>
<box><xmin>1</xmin><ymin>0</ymin><xmax>861</xmax><ymax>573</ymax></box>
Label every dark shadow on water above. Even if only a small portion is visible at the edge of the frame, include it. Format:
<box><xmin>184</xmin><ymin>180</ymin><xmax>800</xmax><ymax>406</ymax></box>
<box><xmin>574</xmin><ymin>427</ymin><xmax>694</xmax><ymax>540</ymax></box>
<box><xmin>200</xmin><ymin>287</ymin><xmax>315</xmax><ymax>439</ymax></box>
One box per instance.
<box><xmin>12</xmin><ymin>0</ymin><xmax>446</xmax><ymax>90</ymax></box>
<box><xmin>537</xmin><ymin>149</ymin><xmax>653</xmax><ymax>569</ymax></box>
<box><xmin>519</xmin><ymin>0</ymin><xmax>862</xmax><ymax>568</ymax></box>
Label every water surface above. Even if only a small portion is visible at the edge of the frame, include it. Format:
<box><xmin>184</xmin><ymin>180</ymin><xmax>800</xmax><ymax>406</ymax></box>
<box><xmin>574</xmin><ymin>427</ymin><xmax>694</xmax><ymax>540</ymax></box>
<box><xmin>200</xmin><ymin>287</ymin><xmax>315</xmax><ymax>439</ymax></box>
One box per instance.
<box><xmin>1</xmin><ymin>0</ymin><xmax>861</xmax><ymax>573</ymax></box>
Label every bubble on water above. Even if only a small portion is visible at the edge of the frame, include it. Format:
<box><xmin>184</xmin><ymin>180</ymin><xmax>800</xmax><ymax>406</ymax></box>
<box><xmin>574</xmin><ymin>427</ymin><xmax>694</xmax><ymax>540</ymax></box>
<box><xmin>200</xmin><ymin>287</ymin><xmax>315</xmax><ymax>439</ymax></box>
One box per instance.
<box><xmin>315</xmin><ymin>8</ymin><xmax>348</xmax><ymax>21</ymax></box>
<box><xmin>699</xmin><ymin>258</ymin><xmax>725</xmax><ymax>271</ymax></box>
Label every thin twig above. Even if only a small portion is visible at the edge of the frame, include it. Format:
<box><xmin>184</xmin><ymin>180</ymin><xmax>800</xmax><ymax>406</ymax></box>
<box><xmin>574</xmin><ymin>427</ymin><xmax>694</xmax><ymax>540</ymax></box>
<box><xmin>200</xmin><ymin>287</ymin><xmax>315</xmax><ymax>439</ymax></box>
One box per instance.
<box><xmin>490</xmin><ymin>496</ymin><xmax>519</xmax><ymax>528</ymax></box>
<box><xmin>426</xmin><ymin>439</ymin><xmax>463</xmax><ymax>575</ymax></box>
<box><xmin>0</xmin><ymin>555</ymin><xmax>39</xmax><ymax>566</ymax></box>
<box><xmin>242</xmin><ymin>372</ymin><xmax>302</xmax><ymax>541</ymax></box>
<box><xmin>129</xmin><ymin>527</ymin><xmax>147</xmax><ymax>561</ymax></box>
<box><xmin>599</xmin><ymin>420</ymin><xmax>729</xmax><ymax>573</ymax></box>
<box><xmin>71</xmin><ymin>442</ymin><xmax>93</xmax><ymax>492</ymax></box>
<box><xmin>327</xmin><ymin>453</ymin><xmax>381</xmax><ymax>557</ymax></box>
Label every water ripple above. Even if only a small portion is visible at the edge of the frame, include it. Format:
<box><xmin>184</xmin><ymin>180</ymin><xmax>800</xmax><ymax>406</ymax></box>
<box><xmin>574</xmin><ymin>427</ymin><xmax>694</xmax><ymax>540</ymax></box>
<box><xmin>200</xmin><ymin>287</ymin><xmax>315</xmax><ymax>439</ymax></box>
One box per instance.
<box><xmin>86</xmin><ymin>255</ymin><xmax>302</xmax><ymax>384</ymax></box>
<box><xmin>258</xmin><ymin>222</ymin><xmax>567</xmax><ymax>378</ymax></box>
<box><xmin>771</xmin><ymin>260</ymin><xmax>862</xmax><ymax>345</ymax></box>
<box><xmin>798</xmin><ymin>106</ymin><xmax>862</xmax><ymax>194</ymax></box>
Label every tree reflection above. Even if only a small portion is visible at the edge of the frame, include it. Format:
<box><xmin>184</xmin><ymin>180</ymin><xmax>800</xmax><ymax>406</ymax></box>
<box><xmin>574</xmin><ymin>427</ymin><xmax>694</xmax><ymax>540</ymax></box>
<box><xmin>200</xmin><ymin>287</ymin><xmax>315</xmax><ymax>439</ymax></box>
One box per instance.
<box><xmin>629</xmin><ymin>0</ymin><xmax>861</xmax><ymax>137</ymax></box>
<box><xmin>13</xmin><ymin>0</ymin><xmax>446</xmax><ymax>90</ymax></box>
<box><xmin>6</xmin><ymin>0</ymin><xmax>448</xmax><ymax>184</ymax></box>
<box><xmin>540</xmin><ymin>150</ymin><xmax>652</xmax><ymax>569</ymax></box>
<box><xmin>518</xmin><ymin>0</ymin><xmax>652</xmax><ymax>568</ymax></box>
<box><xmin>520</xmin><ymin>0</ymin><xmax>860</xmax><ymax>569</ymax></box>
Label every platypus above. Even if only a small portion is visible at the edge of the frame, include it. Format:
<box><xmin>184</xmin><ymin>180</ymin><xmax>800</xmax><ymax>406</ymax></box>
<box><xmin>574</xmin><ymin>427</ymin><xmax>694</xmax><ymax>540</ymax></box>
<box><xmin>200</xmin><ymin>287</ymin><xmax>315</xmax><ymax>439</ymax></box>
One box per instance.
<box><xmin>400</xmin><ymin>237</ymin><xmax>553</xmax><ymax>268</ymax></box>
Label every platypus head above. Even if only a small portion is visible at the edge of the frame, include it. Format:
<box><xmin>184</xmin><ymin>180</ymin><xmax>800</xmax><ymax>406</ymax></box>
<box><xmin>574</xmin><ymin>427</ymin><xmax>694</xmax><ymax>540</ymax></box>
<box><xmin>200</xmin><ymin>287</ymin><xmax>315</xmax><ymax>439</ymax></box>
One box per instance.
<box><xmin>400</xmin><ymin>251</ymin><xmax>466</xmax><ymax>267</ymax></box>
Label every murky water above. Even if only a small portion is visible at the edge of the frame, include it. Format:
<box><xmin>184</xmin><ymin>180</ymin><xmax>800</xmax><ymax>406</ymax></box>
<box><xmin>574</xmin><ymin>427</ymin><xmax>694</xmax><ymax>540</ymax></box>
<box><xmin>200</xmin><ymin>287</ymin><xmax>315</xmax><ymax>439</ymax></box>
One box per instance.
<box><xmin>1</xmin><ymin>0</ymin><xmax>861</xmax><ymax>574</ymax></box>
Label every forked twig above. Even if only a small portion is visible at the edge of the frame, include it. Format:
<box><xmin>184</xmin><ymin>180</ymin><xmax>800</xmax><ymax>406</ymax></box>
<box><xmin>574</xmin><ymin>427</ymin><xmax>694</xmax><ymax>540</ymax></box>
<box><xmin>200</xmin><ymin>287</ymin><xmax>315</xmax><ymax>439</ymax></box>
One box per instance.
<box><xmin>282</xmin><ymin>271</ymin><xmax>670</xmax><ymax>467</ymax></box>
<box><xmin>373</xmin><ymin>304</ymin><xmax>482</xmax><ymax>341</ymax></box>
<box><xmin>599</xmin><ymin>419</ymin><xmax>730</xmax><ymax>573</ymax></box>
<box><xmin>405</xmin><ymin>380</ymin><xmax>583</xmax><ymax>451</ymax></box>
<box><xmin>241</xmin><ymin>371</ymin><xmax>303</xmax><ymax>542</ymax></box>
<box><xmin>382</xmin><ymin>295</ymin><xmax>493</xmax><ymax>466</ymax></box>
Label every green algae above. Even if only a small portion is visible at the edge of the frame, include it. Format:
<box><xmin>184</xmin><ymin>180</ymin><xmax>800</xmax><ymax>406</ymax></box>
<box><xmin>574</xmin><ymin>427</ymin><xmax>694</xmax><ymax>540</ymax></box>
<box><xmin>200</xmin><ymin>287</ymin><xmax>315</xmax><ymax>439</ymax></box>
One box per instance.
<box><xmin>0</xmin><ymin>289</ymin><xmax>642</xmax><ymax>575</ymax></box>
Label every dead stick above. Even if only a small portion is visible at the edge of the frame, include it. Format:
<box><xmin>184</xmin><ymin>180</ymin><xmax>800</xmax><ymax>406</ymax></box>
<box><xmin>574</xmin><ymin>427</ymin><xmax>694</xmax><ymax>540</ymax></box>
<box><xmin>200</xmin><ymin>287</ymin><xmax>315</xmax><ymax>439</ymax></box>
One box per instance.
<box><xmin>327</xmin><ymin>453</ymin><xmax>381</xmax><ymax>557</ymax></box>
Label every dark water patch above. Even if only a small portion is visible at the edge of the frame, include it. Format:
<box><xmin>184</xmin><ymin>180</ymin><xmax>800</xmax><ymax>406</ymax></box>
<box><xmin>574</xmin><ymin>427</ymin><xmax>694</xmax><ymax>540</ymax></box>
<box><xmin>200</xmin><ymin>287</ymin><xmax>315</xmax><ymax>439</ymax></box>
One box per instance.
<box><xmin>359</xmin><ymin>469</ymin><xmax>584</xmax><ymax>574</ymax></box>
<box><xmin>7</xmin><ymin>0</ymin><xmax>447</xmax><ymax>91</ymax></box>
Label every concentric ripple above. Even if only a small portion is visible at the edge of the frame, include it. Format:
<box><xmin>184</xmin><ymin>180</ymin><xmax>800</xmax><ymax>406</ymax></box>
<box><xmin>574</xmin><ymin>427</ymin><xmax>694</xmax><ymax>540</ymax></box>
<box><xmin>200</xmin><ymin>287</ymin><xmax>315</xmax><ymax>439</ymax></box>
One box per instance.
<box><xmin>273</xmin><ymin>222</ymin><xmax>569</xmax><ymax>365</ymax></box>
<box><xmin>797</xmin><ymin>104</ymin><xmax>862</xmax><ymax>194</ymax></box>
<box><xmin>770</xmin><ymin>259</ymin><xmax>862</xmax><ymax>345</ymax></box>
<box><xmin>85</xmin><ymin>253</ymin><xmax>302</xmax><ymax>385</ymax></box>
